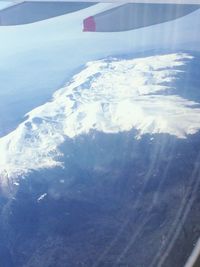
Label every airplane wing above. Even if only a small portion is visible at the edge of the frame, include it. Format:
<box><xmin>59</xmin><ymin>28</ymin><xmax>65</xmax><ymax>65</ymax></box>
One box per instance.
<box><xmin>0</xmin><ymin>1</ymin><xmax>97</xmax><ymax>26</ymax></box>
<box><xmin>0</xmin><ymin>0</ymin><xmax>199</xmax><ymax>31</ymax></box>
<box><xmin>0</xmin><ymin>0</ymin><xmax>200</xmax><ymax>30</ymax></box>
<box><xmin>83</xmin><ymin>2</ymin><xmax>200</xmax><ymax>32</ymax></box>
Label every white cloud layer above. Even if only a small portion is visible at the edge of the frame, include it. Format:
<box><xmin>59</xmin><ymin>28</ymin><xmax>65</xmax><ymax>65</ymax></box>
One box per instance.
<box><xmin>1</xmin><ymin>52</ymin><xmax>200</xmax><ymax>180</ymax></box>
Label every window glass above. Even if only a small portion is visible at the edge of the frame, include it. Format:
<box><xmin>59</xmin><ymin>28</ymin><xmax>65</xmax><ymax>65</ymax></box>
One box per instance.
<box><xmin>0</xmin><ymin>2</ymin><xmax>200</xmax><ymax>267</ymax></box>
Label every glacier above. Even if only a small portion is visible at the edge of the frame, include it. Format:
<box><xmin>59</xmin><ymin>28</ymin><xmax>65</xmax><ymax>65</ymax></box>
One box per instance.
<box><xmin>1</xmin><ymin>52</ymin><xmax>200</xmax><ymax>182</ymax></box>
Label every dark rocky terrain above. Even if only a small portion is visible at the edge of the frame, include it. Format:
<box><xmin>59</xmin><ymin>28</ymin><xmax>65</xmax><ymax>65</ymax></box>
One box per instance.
<box><xmin>0</xmin><ymin>129</ymin><xmax>200</xmax><ymax>267</ymax></box>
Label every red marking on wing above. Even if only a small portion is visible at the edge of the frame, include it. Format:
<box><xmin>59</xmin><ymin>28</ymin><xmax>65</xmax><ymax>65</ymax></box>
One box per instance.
<box><xmin>83</xmin><ymin>16</ymin><xmax>96</xmax><ymax>32</ymax></box>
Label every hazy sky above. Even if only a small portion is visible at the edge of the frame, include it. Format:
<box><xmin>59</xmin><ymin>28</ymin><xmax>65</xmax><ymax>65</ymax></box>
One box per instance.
<box><xmin>0</xmin><ymin>1</ymin><xmax>11</xmax><ymax>9</ymax></box>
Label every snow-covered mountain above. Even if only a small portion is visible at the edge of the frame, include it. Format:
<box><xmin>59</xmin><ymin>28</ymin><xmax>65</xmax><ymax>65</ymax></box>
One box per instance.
<box><xmin>0</xmin><ymin>52</ymin><xmax>200</xmax><ymax>182</ymax></box>
<box><xmin>0</xmin><ymin>4</ymin><xmax>200</xmax><ymax>141</ymax></box>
